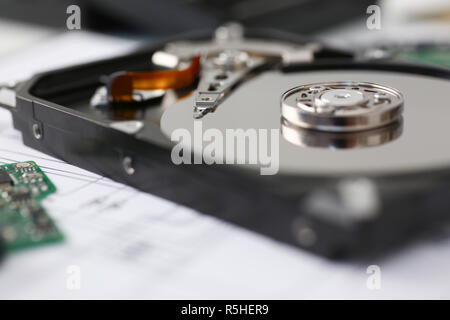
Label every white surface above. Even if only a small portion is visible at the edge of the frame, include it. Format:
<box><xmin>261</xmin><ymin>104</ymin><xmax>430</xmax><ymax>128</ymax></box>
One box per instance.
<box><xmin>0</xmin><ymin>29</ymin><xmax>138</xmax><ymax>85</ymax></box>
<box><xmin>0</xmin><ymin>23</ymin><xmax>449</xmax><ymax>299</ymax></box>
<box><xmin>318</xmin><ymin>0</ymin><xmax>450</xmax><ymax>49</ymax></box>
<box><xmin>381</xmin><ymin>0</ymin><xmax>450</xmax><ymax>21</ymax></box>
<box><xmin>0</xmin><ymin>19</ymin><xmax>55</xmax><ymax>57</ymax></box>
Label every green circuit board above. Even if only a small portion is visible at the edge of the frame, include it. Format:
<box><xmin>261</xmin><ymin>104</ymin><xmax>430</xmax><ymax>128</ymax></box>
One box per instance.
<box><xmin>395</xmin><ymin>47</ymin><xmax>450</xmax><ymax>68</ymax></box>
<box><xmin>0</xmin><ymin>161</ymin><xmax>63</xmax><ymax>252</ymax></box>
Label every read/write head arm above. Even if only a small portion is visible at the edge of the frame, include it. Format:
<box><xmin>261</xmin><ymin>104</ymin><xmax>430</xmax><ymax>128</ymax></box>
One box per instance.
<box><xmin>152</xmin><ymin>23</ymin><xmax>317</xmax><ymax>118</ymax></box>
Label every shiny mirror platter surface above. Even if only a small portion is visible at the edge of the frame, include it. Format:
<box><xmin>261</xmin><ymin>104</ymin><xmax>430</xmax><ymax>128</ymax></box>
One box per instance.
<box><xmin>161</xmin><ymin>69</ymin><xmax>450</xmax><ymax>176</ymax></box>
<box><xmin>280</xmin><ymin>118</ymin><xmax>403</xmax><ymax>150</ymax></box>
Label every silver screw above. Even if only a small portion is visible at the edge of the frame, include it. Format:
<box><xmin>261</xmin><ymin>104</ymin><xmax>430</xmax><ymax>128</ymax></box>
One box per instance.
<box><xmin>309</xmin><ymin>85</ymin><xmax>326</xmax><ymax>93</ymax></box>
<box><xmin>214</xmin><ymin>22</ymin><xmax>244</xmax><ymax>42</ymax></box>
<box><xmin>374</xmin><ymin>92</ymin><xmax>389</xmax><ymax>102</ymax></box>
<box><xmin>32</xmin><ymin>124</ymin><xmax>42</xmax><ymax>140</ymax></box>
<box><xmin>122</xmin><ymin>156</ymin><xmax>135</xmax><ymax>175</ymax></box>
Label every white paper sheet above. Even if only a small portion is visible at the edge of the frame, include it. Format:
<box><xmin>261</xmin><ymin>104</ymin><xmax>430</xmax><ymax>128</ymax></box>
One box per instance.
<box><xmin>317</xmin><ymin>0</ymin><xmax>450</xmax><ymax>49</ymax></box>
<box><xmin>0</xmin><ymin>28</ymin><xmax>449</xmax><ymax>299</ymax></box>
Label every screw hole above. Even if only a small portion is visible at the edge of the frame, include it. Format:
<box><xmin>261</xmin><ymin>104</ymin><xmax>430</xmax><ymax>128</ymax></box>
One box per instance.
<box><xmin>122</xmin><ymin>156</ymin><xmax>135</xmax><ymax>175</ymax></box>
<box><xmin>208</xmin><ymin>82</ymin><xmax>221</xmax><ymax>91</ymax></box>
<box><xmin>215</xmin><ymin>73</ymin><xmax>228</xmax><ymax>80</ymax></box>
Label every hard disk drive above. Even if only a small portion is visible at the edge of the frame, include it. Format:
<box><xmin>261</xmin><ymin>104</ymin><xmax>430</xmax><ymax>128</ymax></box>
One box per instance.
<box><xmin>2</xmin><ymin>25</ymin><xmax>450</xmax><ymax>258</ymax></box>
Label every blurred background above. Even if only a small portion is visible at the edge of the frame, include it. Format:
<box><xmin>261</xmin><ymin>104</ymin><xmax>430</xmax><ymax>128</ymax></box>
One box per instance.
<box><xmin>0</xmin><ymin>0</ymin><xmax>449</xmax><ymax>46</ymax></box>
<box><xmin>0</xmin><ymin>0</ymin><xmax>449</xmax><ymax>83</ymax></box>
<box><xmin>0</xmin><ymin>0</ymin><xmax>376</xmax><ymax>35</ymax></box>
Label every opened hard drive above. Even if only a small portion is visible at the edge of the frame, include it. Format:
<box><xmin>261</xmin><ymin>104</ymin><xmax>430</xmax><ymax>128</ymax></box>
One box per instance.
<box><xmin>2</xmin><ymin>24</ymin><xmax>450</xmax><ymax>258</ymax></box>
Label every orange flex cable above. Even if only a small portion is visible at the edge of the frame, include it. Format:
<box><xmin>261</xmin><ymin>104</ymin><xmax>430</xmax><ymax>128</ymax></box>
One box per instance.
<box><xmin>108</xmin><ymin>56</ymin><xmax>201</xmax><ymax>103</ymax></box>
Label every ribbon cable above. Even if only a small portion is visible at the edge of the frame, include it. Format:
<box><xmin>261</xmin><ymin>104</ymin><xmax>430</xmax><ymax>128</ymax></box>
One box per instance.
<box><xmin>108</xmin><ymin>56</ymin><xmax>201</xmax><ymax>103</ymax></box>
